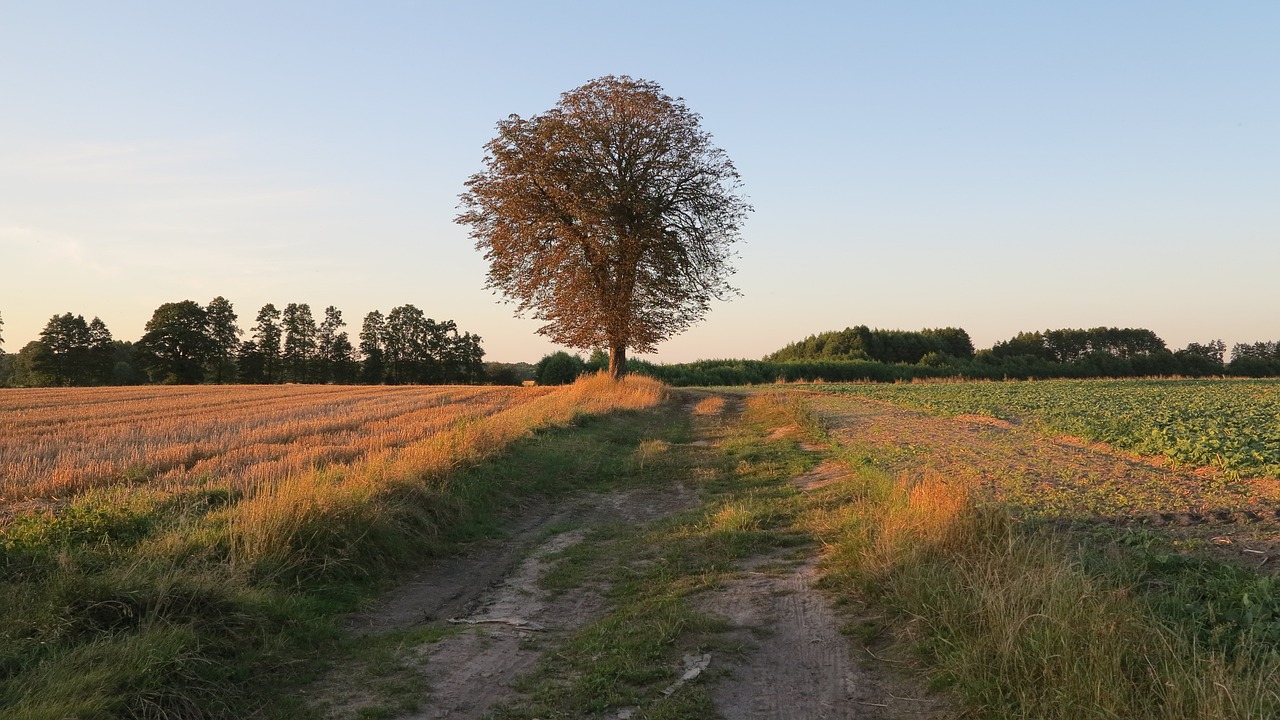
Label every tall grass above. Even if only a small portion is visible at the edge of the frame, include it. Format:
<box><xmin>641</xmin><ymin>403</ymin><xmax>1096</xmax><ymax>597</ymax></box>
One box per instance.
<box><xmin>0</xmin><ymin>374</ymin><xmax>666</xmax><ymax>719</ymax></box>
<box><xmin>228</xmin><ymin>373</ymin><xmax>666</xmax><ymax>575</ymax></box>
<box><xmin>769</xmin><ymin>393</ymin><xmax>1280</xmax><ymax>720</ymax></box>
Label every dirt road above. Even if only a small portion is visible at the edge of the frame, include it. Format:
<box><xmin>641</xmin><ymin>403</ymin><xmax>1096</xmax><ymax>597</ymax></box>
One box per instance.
<box><xmin>309</xmin><ymin>393</ymin><xmax>949</xmax><ymax>719</ymax></box>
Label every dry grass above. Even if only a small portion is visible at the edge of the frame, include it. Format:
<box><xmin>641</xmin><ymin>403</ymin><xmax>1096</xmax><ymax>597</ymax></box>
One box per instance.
<box><xmin>691</xmin><ymin>395</ymin><xmax>725</xmax><ymax>416</ymax></box>
<box><xmin>0</xmin><ymin>374</ymin><xmax>665</xmax><ymax>506</ymax></box>
<box><xmin>225</xmin><ymin>373</ymin><xmax>667</xmax><ymax>565</ymax></box>
<box><xmin>0</xmin><ymin>373</ymin><xmax>671</xmax><ymax>718</ymax></box>
<box><xmin>783</xmin><ymin>389</ymin><xmax>1280</xmax><ymax>720</ymax></box>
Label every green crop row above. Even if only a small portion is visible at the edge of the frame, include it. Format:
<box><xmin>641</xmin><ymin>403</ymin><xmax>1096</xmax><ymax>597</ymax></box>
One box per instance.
<box><xmin>816</xmin><ymin>379</ymin><xmax>1280</xmax><ymax>478</ymax></box>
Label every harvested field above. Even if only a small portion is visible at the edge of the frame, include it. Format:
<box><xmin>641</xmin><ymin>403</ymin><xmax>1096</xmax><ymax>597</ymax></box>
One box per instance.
<box><xmin>0</xmin><ymin>385</ymin><xmax>554</xmax><ymax>502</ymax></box>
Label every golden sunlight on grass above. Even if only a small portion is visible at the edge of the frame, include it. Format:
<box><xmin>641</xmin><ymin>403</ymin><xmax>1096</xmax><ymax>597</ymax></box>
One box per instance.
<box><xmin>0</xmin><ymin>374</ymin><xmax>664</xmax><ymax>505</ymax></box>
<box><xmin>0</xmin><ymin>376</ymin><xmax>668</xmax><ymax>567</ymax></box>
<box><xmin>691</xmin><ymin>395</ymin><xmax>725</xmax><ymax>415</ymax></box>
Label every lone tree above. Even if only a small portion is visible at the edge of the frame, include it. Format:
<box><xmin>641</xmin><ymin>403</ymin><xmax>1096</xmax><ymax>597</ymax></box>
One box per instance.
<box><xmin>458</xmin><ymin>75</ymin><xmax>750</xmax><ymax>378</ymax></box>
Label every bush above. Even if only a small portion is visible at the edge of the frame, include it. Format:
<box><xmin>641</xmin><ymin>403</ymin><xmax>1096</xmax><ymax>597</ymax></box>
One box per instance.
<box><xmin>535</xmin><ymin>351</ymin><xmax>586</xmax><ymax>385</ymax></box>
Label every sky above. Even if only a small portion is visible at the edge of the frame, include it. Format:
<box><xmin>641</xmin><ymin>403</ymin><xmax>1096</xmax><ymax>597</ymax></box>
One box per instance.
<box><xmin>2</xmin><ymin>2</ymin><xmax>1277</xmax><ymax>363</ymax></box>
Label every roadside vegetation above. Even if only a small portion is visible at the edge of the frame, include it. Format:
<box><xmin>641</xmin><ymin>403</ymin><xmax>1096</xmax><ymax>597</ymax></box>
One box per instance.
<box><xmin>776</xmin><ymin>388</ymin><xmax>1280</xmax><ymax>719</ymax></box>
<box><xmin>7</xmin><ymin>376</ymin><xmax>1280</xmax><ymax>718</ymax></box>
<box><xmin>494</xmin><ymin>385</ymin><xmax>1279</xmax><ymax>718</ymax></box>
<box><xmin>0</xmin><ymin>375</ymin><xmax>664</xmax><ymax>718</ymax></box>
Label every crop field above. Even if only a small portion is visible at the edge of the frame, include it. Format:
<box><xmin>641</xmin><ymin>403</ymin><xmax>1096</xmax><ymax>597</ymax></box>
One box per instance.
<box><xmin>802</xmin><ymin>379</ymin><xmax>1280</xmax><ymax>572</ymax></box>
<box><xmin>0</xmin><ymin>384</ymin><xmax>561</xmax><ymax>504</ymax></box>
<box><xmin>790</xmin><ymin>383</ymin><xmax>1280</xmax><ymax>719</ymax></box>
<box><xmin>813</xmin><ymin>378</ymin><xmax>1280</xmax><ymax>479</ymax></box>
<box><xmin>0</xmin><ymin>376</ymin><xmax>672</xmax><ymax>719</ymax></box>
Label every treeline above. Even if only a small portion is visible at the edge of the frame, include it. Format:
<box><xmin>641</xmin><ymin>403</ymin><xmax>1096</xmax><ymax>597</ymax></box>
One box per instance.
<box><xmin>0</xmin><ymin>300</ymin><xmax>491</xmax><ymax>387</ymax></box>
<box><xmin>765</xmin><ymin>325</ymin><xmax>975</xmax><ymax>364</ymax></box>
<box><xmin>636</xmin><ymin>326</ymin><xmax>1280</xmax><ymax>386</ymax></box>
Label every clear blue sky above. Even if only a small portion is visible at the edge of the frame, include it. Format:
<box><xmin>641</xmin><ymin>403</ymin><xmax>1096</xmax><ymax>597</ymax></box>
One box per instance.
<box><xmin>2</xmin><ymin>2</ymin><xmax>1277</xmax><ymax>363</ymax></box>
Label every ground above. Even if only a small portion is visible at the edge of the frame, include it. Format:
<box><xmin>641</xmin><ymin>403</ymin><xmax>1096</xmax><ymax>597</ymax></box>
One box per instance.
<box><xmin>304</xmin><ymin>388</ymin><xmax>1280</xmax><ymax>718</ymax></box>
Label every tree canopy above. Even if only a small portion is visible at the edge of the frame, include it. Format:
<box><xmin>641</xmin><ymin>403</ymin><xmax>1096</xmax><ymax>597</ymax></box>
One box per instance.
<box><xmin>765</xmin><ymin>326</ymin><xmax>976</xmax><ymax>364</ymax></box>
<box><xmin>458</xmin><ymin>75</ymin><xmax>750</xmax><ymax>377</ymax></box>
<box><xmin>136</xmin><ymin>301</ymin><xmax>215</xmax><ymax>384</ymax></box>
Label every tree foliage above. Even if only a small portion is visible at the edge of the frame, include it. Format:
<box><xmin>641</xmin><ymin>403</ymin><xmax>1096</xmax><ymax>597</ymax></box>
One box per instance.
<box><xmin>243</xmin><ymin>304</ymin><xmax>283</xmax><ymax>384</ymax></box>
<box><xmin>991</xmin><ymin>327</ymin><xmax>1167</xmax><ymax>363</ymax></box>
<box><xmin>316</xmin><ymin>306</ymin><xmax>357</xmax><ymax>384</ymax></box>
<box><xmin>281</xmin><ymin>303</ymin><xmax>318</xmax><ymax>383</ymax></box>
<box><xmin>136</xmin><ymin>301</ymin><xmax>214</xmax><ymax>384</ymax></box>
<box><xmin>766</xmin><ymin>326</ymin><xmax>975</xmax><ymax>364</ymax></box>
<box><xmin>28</xmin><ymin>313</ymin><xmax>115</xmax><ymax>386</ymax></box>
<box><xmin>361</xmin><ymin>305</ymin><xmax>485</xmax><ymax>384</ymax></box>
<box><xmin>205</xmin><ymin>296</ymin><xmax>241</xmax><ymax>383</ymax></box>
<box><xmin>1228</xmin><ymin>341</ymin><xmax>1280</xmax><ymax>377</ymax></box>
<box><xmin>458</xmin><ymin>75</ymin><xmax>750</xmax><ymax>377</ymax></box>
<box><xmin>535</xmin><ymin>351</ymin><xmax>586</xmax><ymax>385</ymax></box>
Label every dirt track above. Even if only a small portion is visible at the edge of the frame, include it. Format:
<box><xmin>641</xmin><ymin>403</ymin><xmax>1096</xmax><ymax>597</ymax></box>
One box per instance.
<box><xmin>322</xmin><ymin>484</ymin><xmax>698</xmax><ymax>718</ymax></box>
<box><xmin>311</xmin><ymin>394</ymin><xmax>951</xmax><ymax>719</ymax></box>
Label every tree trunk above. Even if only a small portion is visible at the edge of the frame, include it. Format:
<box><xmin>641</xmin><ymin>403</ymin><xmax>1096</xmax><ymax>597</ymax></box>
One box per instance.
<box><xmin>608</xmin><ymin>344</ymin><xmax>627</xmax><ymax>379</ymax></box>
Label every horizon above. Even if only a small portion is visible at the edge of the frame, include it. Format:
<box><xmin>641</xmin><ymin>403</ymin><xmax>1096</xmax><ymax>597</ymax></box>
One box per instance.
<box><xmin>3</xmin><ymin>3</ymin><xmax>1277</xmax><ymax>364</ymax></box>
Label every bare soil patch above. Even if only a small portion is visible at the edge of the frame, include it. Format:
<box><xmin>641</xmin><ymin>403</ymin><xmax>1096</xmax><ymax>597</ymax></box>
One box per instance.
<box><xmin>318</xmin><ymin>485</ymin><xmax>697</xmax><ymax>719</ymax></box>
<box><xmin>704</xmin><ymin>558</ymin><xmax>949</xmax><ymax>720</ymax></box>
<box><xmin>805</xmin><ymin>392</ymin><xmax>1280</xmax><ymax>570</ymax></box>
<box><xmin>791</xmin><ymin>459</ymin><xmax>847</xmax><ymax>491</ymax></box>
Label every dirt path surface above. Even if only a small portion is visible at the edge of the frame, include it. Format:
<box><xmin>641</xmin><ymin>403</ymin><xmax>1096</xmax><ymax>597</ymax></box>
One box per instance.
<box><xmin>315</xmin><ymin>394</ymin><xmax>957</xmax><ymax>719</ymax></box>
<box><xmin>698</xmin><ymin>394</ymin><xmax>950</xmax><ymax>720</ymax></box>
<box><xmin>704</xmin><ymin>557</ymin><xmax>947</xmax><ymax>720</ymax></box>
<box><xmin>320</xmin><ymin>485</ymin><xmax>696</xmax><ymax>719</ymax></box>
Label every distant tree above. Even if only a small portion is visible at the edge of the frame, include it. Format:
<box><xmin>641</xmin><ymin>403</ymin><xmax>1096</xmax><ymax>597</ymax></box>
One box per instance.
<box><xmin>358</xmin><ymin>311</ymin><xmax>387</xmax><ymax>384</ymax></box>
<box><xmin>485</xmin><ymin>361</ymin><xmax>534</xmax><ymax>386</ymax></box>
<box><xmin>990</xmin><ymin>331</ymin><xmax>1054</xmax><ymax>361</ymax></box>
<box><xmin>237</xmin><ymin>339</ymin><xmax>266</xmax><ymax>383</ymax></box>
<box><xmin>458</xmin><ymin>75</ymin><xmax>751</xmax><ymax>378</ymax></box>
<box><xmin>384</xmin><ymin>304</ymin><xmax>436</xmax><ymax>384</ymax></box>
<box><xmin>0</xmin><ymin>309</ymin><xmax>5</xmax><ymax>353</ymax></box>
<box><xmin>251</xmin><ymin>304</ymin><xmax>283</xmax><ymax>383</ymax></box>
<box><xmin>992</xmin><ymin>327</ymin><xmax>1168</xmax><ymax>365</ymax></box>
<box><xmin>1170</xmin><ymin>341</ymin><xmax>1223</xmax><ymax>377</ymax></box>
<box><xmin>11</xmin><ymin>342</ymin><xmax>46</xmax><ymax>387</ymax></box>
<box><xmin>1042</xmin><ymin>329</ymin><xmax>1092</xmax><ymax>363</ymax></box>
<box><xmin>205</xmin><ymin>296</ymin><xmax>241</xmax><ymax>383</ymax></box>
<box><xmin>136</xmin><ymin>301</ymin><xmax>214</xmax><ymax>384</ymax></box>
<box><xmin>766</xmin><ymin>326</ymin><xmax>974</xmax><ymax>364</ymax></box>
<box><xmin>535</xmin><ymin>351</ymin><xmax>586</xmax><ymax>385</ymax></box>
<box><xmin>281</xmin><ymin>303</ymin><xmax>318</xmax><ymax>383</ymax></box>
<box><xmin>109</xmin><ymin>340</ymin><xmax>144</xmax><ymax>385</ymax></box>
<box><xmin>1230</xmin><ymin>341</ymin><xmax>1279</xmax><ymax>360</ymax></box>
<box><xmin>585</xmin><ymin>347</ymin><xmax>610</xmax><ymax>373</ymax></box>
<box><xmin>447</xmin><ymin>331</ymin><xmax>486</xmax><ymax>383</ymax></box>
<box><xmin>922</xmin><ymin>328</ymin><xmax>975</xmax><ymax>360</ymax></box>
<box><xmin>86</xmin><ymin>317</ymin><xmax>115</xmax><ymax>384</ymax></box>
<box><xmin>1228</xmin><ymin>341</ymin><xmax>1280</xmax><ymax>377</ymax></box>
<box><xmin>316</xmin><ymin>305</ymin><xmax>357</xmax><ymax>383</ymax></box>
<box><xmin>27</xmin><ymin>313</ymin><xmax>114</xmax><ymax>385</ymax></box>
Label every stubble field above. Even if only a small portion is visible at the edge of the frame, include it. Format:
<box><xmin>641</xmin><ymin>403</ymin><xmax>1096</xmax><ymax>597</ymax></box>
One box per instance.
<box><xmin>0</xmin><ymin>384</ymin><xmax>556</xmax><ymax>503</ymax></box>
